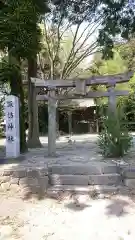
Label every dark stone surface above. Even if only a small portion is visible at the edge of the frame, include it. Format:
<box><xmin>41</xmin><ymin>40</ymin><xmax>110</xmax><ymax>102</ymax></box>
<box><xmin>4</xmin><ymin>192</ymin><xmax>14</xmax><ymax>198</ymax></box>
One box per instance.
<box><xmin>0</xmin><ymin>155</ymin><xmax>26</xmax><ymax>165</ymax></box>
<box><xmin>49</xmin><ymin>164</ymin><xmax>119</xmax><ymax>175</ymax></box>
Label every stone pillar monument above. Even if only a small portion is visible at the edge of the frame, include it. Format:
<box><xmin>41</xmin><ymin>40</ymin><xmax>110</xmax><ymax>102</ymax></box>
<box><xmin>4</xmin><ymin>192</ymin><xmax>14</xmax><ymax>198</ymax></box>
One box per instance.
<box><xmin>5</xmin><ymin>95</ymin><xmax>20</xmax><ymax>158</ymax></box>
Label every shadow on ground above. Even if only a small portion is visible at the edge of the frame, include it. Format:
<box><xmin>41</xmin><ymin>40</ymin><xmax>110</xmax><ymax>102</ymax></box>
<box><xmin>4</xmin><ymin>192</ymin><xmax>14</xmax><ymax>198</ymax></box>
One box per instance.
<box><xmin>105</xmin><ymin>198</ymin><xmax>130</xmax><ymax>217</ymax></box>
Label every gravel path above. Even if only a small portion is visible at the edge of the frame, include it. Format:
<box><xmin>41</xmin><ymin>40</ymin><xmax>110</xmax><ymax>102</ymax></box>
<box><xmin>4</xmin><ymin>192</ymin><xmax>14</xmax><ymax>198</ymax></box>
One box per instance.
<box><xmin>0</xmin><ymin>193</ymin><xmax>135</xmax><ymax>240</ymax></box>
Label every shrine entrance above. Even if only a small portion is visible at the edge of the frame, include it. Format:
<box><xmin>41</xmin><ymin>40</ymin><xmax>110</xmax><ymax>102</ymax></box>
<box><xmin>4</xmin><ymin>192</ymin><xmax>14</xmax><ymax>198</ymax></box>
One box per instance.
<box><xmin>31</xmin><ymin>72</ymin><xmax>132</xmax><ymax>156</ymax></box>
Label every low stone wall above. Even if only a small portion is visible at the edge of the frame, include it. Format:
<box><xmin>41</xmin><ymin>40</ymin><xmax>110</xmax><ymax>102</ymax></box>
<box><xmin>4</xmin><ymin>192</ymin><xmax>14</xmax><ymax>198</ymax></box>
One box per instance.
<box><xmin>0</xmin><ymin>167</ymin><xmax>49</xmax><ymax>198</ymax></box>
<box><xmin>1</xmin><ymin>164</ymin><xmax>135</xmax><ymax>199</ymax></box>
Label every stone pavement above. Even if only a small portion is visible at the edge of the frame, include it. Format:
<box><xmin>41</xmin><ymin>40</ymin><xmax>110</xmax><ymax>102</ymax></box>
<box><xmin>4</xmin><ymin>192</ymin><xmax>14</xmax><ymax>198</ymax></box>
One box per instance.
<box><xmin>0</xmin><ymin>134</ymin><xmax>132</xmax><ymax>169</ymax></box>
<box><xmin>0</xmin><ymin>134</ymin><xmax>104</xmax><ymax>170</ymax></box>
<box><xmin>0</xmin><ymin>134</ymin><xmax>135</xmax><ymax>171</ymax></box>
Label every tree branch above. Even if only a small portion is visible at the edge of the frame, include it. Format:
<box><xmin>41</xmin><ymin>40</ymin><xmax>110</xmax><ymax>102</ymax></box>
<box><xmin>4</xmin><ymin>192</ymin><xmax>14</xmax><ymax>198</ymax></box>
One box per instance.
<box><xmin>61</xmin><ymin>18</ymin><xmax>101</xmax><ymax>79</ymax></box>
<box><xmin>43</xmin><ymin>19</ymin><xmax>53</xmax><ymax>60</ymax></box>
<box><xmin>75</xmin><ymin>16</ymin><xmax>102</xmax><ymax>45</ymax></box>
<box><xmin>64</xmin><ymin>41</ymin><xmax>98</xmax><ymax>78</ymax></box>
<box><xmin>64</xmin><ymin>44</ymin><xmax>99</xmax><ymax>78</ymax></box>
<box><xmin>53</xmin><ymin>13</ymin><xmax>64</xmax><ymax>63</ymax></box>
<box><xmin>60</xmin><ymin>21</ymin><xmax>82</xmax><ymax>79</ymax></box>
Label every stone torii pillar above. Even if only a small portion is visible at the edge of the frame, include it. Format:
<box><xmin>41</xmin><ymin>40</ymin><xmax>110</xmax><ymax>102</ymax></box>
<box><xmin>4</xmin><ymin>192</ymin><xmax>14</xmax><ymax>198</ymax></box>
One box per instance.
<box><xmin>48</xmin><ymin>89</ymin><xmax>57</xmax><ymax>156</ymax></box>
<box><xmin>107</xmin><ymin>83</ymin><xmax>116</xmax><ymax>113</ymax></box>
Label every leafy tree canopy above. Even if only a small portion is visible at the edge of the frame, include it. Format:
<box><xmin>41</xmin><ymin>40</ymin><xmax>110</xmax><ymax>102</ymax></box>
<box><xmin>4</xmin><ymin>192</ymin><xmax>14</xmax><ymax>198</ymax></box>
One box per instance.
<box><xmin>52</xmin><ymin>0</ymin><xmax>135</xmax><ymax>59</ymax></box>
<box><xmin>98</xmin><ymin>0</ymin><xmax>135</xmax><ymax>58</ymax></box>
<box><xmin>0</xmin><ymin>0</ymin><xmax>49</xmax><ymax>58</ymax></box>
<box><xmin>51</xmin><ymin>0</ymin><xmax>101</xmax><ymax>24</ymax></box>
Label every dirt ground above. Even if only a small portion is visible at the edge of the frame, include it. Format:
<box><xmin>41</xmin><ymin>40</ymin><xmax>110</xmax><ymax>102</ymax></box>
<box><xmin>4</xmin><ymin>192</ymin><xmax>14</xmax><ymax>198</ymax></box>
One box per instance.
<box><xmin>1</xmin><ymin>134</ymin><xmax>135</xmax><ymax>239</ymax></box>
<box><xmin>0</xmin><ymin>191</ymin><xmax>135</xmax><ymax>240</ymax></box>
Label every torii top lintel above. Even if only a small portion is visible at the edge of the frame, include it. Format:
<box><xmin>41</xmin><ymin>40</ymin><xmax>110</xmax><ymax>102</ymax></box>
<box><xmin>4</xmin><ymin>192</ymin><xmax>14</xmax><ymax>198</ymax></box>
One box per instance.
<box><xmin>30</xmin><ymin>72</ymin><xmax>133</xmax><ymax>88</ymax></box>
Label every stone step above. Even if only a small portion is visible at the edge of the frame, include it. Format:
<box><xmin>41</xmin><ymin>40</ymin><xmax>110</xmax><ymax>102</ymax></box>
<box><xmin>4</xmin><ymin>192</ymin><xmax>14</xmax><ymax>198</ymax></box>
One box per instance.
<box><xmin>46</xmin><ymin>185</ymin><xmax>123</xmax><ymax>199</ymax></box>
<box><xmin>48</xmin><ymin>164</ymin><xmax>119</xmax><ymax>175</ymax></box>
<box><xmin>49</xmin><ymin>173</ymin><xmax>121</xmax><ymax>186</ymax></box>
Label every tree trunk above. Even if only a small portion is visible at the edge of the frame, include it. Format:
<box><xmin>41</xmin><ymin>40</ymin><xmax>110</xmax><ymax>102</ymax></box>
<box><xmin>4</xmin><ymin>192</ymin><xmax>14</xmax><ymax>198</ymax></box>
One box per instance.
<box><xmin>68</xmin><ymin>111</ymin><xmax>72</xmax><ymax>136</ymax></box>
<box><xmin>18</xmin><ymin>77</ymin><xmax>28</xmax><ymax>152</ymax></box>
<box><xmin>56</xmin><ymin>107</ymin><xmax>60</xmax><ymax>138</ymax></box>
<box><xmin>27</xmin><ymin>57</ymin><xmax>42</xmax><ymax>148</ymax></box>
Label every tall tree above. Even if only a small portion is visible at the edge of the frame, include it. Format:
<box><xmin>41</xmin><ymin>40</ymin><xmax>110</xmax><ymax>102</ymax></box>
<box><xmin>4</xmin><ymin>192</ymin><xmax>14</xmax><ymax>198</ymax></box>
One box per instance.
<box><xmin>27</xmin><ymin>1</ymin><xmax>49</xmax><ymax>148</ymax></box>
<box><xmin>0</xmin><ymin>0</ymin><xmax>49</xmax><ymax>151</ymax></box>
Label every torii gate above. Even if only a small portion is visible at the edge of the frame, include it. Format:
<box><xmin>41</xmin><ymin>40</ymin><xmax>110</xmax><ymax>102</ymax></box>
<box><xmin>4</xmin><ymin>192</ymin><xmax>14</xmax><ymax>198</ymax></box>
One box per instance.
<box><xmin>31</xmin><ymin>72</ymin><xmax>133</xmax><ymax>156</ymax></box>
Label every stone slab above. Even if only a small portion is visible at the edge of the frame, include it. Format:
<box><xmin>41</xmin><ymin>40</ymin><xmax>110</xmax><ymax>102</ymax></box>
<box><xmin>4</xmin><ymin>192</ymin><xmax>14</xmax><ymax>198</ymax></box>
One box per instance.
<box><xmin>0</xmin><ymin>176</ymin><xmax>10</xmax><ymax>184</ymax></box>
<box><xmin>49</xmin><ymin>164</ymin><xmax>119</xmax><ymax>175</ymax></box>
<box><xmin>10</xmin><ymin>184</ymin><xmax>20</xmax><ymax>193</ymax></box>
<box><xmin>50</xmin><ymin>174</ymin><xmax>89</xmax><ymax>186</ymax></box>
<box><xmin>48</xmin><ymin>185</ymin><xmax>94</xmax><ymax>192</ymax></box>
<box><xmin>1</xmin><ymin>182</ymin><xmax>10</xmax><ymax>191</ymax></box>
<box><xmin>47</xmin><ymin>185</ymin><xmax>121</xmax><ymax>195</ymax></box>
<box><xmin>0</xmin><ymin>169</ymin><xmax>13</xmax><ymax>177</ymax></box>
<box><xmin>12</xmin><ymin>169</ymin><xmax>27</xmax><ymax>178</ymax></box>
<box><xmin>19</xmin><ymin>175</ymin><xmax>48</xmax><ymax>191</ymax></box>
<box><xmin>101</xmin><ymin>165</ymin><xmax>119</xmax><ymax>174</ymax></box>
<box><xmin>10</xmin><ymin>178</ymin><xmax>19</xmax><ymax>185</ymax></box>
<box><xmin>38</xmin><ymin>168</ymin><xmax>48</xmax><ymax>176</ymax></box>
<box><xmin>122</xmin><ymin>168</ymin><xmax>135</xmax><ymax>179</ymax></box>
<box><xmin>89</xmin><ymin>174</ymin><xmax>121</xmax><ymax>185</ymax></box>
<box><xmin>124</xmin><ymin>179</ymin><xmax>135</xmax><ymax>188</ymax></box>
<box><xmin>38</xmin><ymin>176</ymin><xmax>49</xmax><ymax>190</ymax></box>
<box><xmin>27</xmin><ymin>169</ymin><xmax>40</xmax><ymax>178</ymax></box>
<box><xmin>20</xmin><ymin>186</ymin><xmax>32</xmax><ymax>198</ymax></box>
<box><xmin>25</xmin><ymin>177</ymin><xmax>39</xmax><ymax>187</ymax></box>
<box><xmin>19</xmin><ymin>177</ymin><xmax>28</xmax><ymax>187</ymax></box>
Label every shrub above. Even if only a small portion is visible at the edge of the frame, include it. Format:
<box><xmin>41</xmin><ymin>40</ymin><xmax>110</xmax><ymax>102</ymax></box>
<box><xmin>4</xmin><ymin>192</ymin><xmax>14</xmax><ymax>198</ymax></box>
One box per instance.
<box><xmin>98</xmin><ymin>107</ymin><xmax>133</xmax><ymax>158</ymax></box>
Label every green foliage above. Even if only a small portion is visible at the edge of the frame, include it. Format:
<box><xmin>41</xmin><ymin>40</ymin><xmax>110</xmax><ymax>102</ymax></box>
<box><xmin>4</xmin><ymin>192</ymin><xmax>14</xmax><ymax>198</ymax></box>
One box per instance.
<box><xmin>39</xmin><ymin>26</ymin><xmax>63</xmax><ymax>79</ymax></box>
<box><xmin>89</xmin><ymin>50</ymin><xmax>127</xmax><ymax>76</ymax></box>
<box><xmin>0</xmin><ymin>0</ymin><xmax>49</xmax><ymax>151</ymax></box>
<box><xmin>51</xmin><ymin>0</ymin><xmax>100</xmax><ymax>24</ymax></box>
<box><xmin>117</xmin><ymin>85</ymin><xmax>135</xmax><ymax>130</ymax></box>
<box><xmin>0</xmin><ymin>0</ymin><xmax>49</xmax><ymax>58</ymax></box>
<box><xmin>118</xmin><ymin>39</ymin><xmax>135</xmax><ymax>71</ymax></box>
<box><xmin>98</xmin><ymin>1</ymin><xmax>135</xmax><ymax>58</ymax></box>
<box><xmin>87</xmin><ymin>49</ymin><xmax>129</xmax><ymax>105</ymax></box>
<box><xmin>98</xmin><ymin>108</ymin><xmax>133</xmax><ymax>158</ymax></box>
<box><xmin>0</xmin><ymin>56</ymin><xmax>21</xmax><ymax>85</ymax></box>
